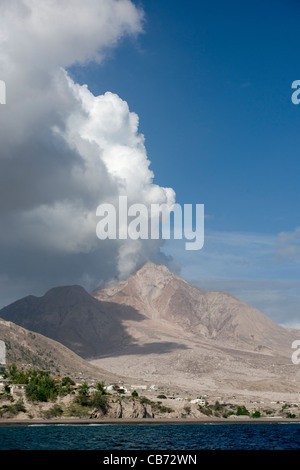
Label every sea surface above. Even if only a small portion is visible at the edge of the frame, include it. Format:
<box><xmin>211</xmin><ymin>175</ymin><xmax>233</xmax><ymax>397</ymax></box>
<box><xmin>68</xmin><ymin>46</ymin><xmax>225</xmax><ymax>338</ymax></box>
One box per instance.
<box><xmin>0</xmin><ymin>422</ymin><xmax>300</xmax><ymax>450</ymax></box>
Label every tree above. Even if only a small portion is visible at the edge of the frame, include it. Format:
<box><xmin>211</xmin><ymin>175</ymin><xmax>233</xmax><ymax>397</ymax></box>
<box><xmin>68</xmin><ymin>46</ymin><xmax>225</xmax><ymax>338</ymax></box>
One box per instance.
<box><xmin>236</xmin><ymin>405</ymin><xmax>250</xmax><ymax>416</ymax></box>
<box><xmin>8</xmin><ymin>364</ymin><xmax>18</xmax><ymax>379</ymax></box>
<box><xmin>91</xmin><ymin>391</ymin><xmax>108</xmax><ymax>412</ymax></box>
<box><xmin>96</xmin><ymin>381</ymin><xmax>107</xmax><ymax>394</ymax></box>
<box><xmin>78</xmin><ymin>382</ymin><xmax>89</xmax><ymax>395</ymax></box>
<box><xmin>214</xmin><ymin>401</ymin><xmax>222</xmax><ymax>412</ymax></box>
<box><xmin>59</xmin><ymin>376</ymin><xmax>75</xmax><ymax>396</ymax></box>
<box><xmin>25</xmin><ymin>371</ymin><xmax>58</xmax><ymax>402</ymax></box>
<box><xmin>61</xmin><ymin>376</ymin><xmax>75</xmax><ymax>387</ymax></box>
<box><xmin>75</xmin><ymin>382</ymin><xmax>90</xmax><ymax>406</ymax></box>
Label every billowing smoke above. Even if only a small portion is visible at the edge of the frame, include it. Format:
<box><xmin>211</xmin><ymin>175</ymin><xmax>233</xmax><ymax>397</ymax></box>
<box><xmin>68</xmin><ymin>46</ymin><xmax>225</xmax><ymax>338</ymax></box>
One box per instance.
<box><xmin>0</xmin><ymin>0</ymin><xmax>176</xmax><ymax>306</ymax></box>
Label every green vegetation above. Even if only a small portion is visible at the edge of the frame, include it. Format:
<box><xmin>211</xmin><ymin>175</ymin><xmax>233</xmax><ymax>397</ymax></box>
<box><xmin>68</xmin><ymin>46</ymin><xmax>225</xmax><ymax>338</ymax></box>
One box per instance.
<box><xmin>73</xmin><ymin>381</ymin><xmax>108</xmax><ymax>414</ymax></box>
<box><xmin>0</xmin><ymin>399</ymin><xmax>26</xmax><ymax>417</ymax></box>
<box><xmin>198</xmin><ymin>404</ymin><xmax>213</xmax><ymax>416</ymax></box>
<box><xmin>41</xmin><ymin>404</ymin><xmax>64</xmax><ymax>419</ymax></box>
<box><xmin>96</xmin><ymin>381</ymin><xmax>108</xmax><ymax>395</ymax></box>
<box><xmin>214</xmin><ymin>400</ymin><xmax>222</xmax><ymax>412</ymax></box>
<box><xmin>3</xmin><ymin>364</ymin><xmax>79</xmax><ymax>404</ymax></box>
<box><xmin>58</xmin><ymin>377</ymin><xmax>75</xmax><ymax>397</ymax></box>
<box><xmin>64</xmin><ymin>402</ymin><xmax>92</xmax><ymax>418</ymax></box>
<box><xmin>236</xmin><ymin>405</ymin><xmax>250</xmax><ymax>416</ymax></box>
<box><xmin>286</xmin><ymin>412</ymin><xmax>296</xmax><ymax>419</ymax></box>
<box><xmin>0</xmin><ymin>364</ymin><xmax>110</xmax><ymax>419</ymax></box>
<box><xmin>139</xmin><ymin>396</ymin><xmax>173</xmax><ymax>414</ymax></box>
<box><xmin>25</xmin><ymin>371</ymin><xmax>58</xmax><ymax>402</ymax></box>
<box><xmin>1</xmin><ymin>365</ymin><xmax>299</xmax><ymax>421</ymax></box>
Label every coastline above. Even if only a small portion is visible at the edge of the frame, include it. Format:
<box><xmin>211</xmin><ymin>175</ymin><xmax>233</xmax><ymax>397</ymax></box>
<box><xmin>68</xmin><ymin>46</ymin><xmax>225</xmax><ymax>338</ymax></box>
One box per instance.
<box><xmin>1</xmin><ymin>417</ymin><xmax>300</xmax><ymax>426</ymax></box>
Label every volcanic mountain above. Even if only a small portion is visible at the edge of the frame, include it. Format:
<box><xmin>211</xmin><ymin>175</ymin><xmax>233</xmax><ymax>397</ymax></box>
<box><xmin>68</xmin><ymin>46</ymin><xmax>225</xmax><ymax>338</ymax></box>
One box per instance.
<box><xmin>0</xmin><ymin>284</ymin><xmax>144</xmax><ymax>359</ymax></box>
<box><xmin>90</xmin><ymin>263</ymin><xmax>300</xmax><ymax>396</ymax></box>
<box><xmin>1</xmin><ymin>263</ymin><xmax>300</xmax><ymax>397</ymax></box>
<box><xmin>92</xmin><ymin>262</ymin><xmax>298</xmax><ymax>356</ymax></box>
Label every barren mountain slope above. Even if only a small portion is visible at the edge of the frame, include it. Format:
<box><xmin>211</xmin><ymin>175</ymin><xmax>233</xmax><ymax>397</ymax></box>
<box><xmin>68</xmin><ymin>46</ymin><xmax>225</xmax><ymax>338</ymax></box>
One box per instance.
<box><xmin>0</xmin><ymin>318</ymin><xmax>118</xmax><ymax>382</ymax></box>
<box><xmin>0</xmin><ymin>285</ymin><xmax>143</xmax><ymax>359</ymax></box>
<box><xmin>90</xmin><ymin>262</ymin><xmax>300</xmax><ymax>397</ymax></box>
<box><xmin>92</xmin><ymin>262</ymin><xmax>299</xmax><ymax>355</ymax></box>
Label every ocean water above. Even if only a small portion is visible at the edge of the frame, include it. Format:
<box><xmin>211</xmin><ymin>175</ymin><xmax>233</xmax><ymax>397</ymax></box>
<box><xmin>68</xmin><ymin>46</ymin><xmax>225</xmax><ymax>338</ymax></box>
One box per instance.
<box><xmin>0</xmin><ymin>423</ymin><xmax>300</xmax><ymax>450</ymax></box>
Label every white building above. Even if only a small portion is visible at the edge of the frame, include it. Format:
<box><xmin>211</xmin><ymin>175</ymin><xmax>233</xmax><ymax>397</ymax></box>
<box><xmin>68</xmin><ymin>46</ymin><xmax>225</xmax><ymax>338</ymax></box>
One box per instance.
<box><xmin>190</xmin><ymin>398</ymin><xmax>206</xmax><ymax>405</ymax></box>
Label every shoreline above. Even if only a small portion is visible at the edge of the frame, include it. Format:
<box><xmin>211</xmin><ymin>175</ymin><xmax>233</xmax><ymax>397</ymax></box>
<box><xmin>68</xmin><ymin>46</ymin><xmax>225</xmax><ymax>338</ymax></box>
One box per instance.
<box><xmin>1</xmin><ymin>417</ymin><xmax>300</xmax><ymax>426</ymax></box>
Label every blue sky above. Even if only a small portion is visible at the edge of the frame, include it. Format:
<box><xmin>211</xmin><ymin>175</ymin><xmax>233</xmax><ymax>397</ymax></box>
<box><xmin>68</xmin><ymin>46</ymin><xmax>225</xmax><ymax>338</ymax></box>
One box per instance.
<box><xmin>70</xmin><ymin>0</ymin><xmax>299</xmax><ymax>232</ymax></box>
<box><xmin>67</xmin><ymin>0</ymin><xmax>300</xmax><ymax>326</ymax></box>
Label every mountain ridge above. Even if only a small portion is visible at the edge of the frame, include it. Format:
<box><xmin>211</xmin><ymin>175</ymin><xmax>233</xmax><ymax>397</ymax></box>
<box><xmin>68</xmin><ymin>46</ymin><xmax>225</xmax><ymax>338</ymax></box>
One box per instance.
<box><xmin>92</xmin><ymin>262</ymin><xmax>299</xmax><ymax>355</ymax></box>
<box><xmin>1</xmin><ymin>262</ymin><xmax>300</xmax><ymax>397</ymax></box>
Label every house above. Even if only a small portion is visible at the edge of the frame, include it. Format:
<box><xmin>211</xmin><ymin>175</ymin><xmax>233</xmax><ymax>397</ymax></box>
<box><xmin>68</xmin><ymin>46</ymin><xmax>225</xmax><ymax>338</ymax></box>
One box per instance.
<box><xmin>130</xmin><ymin>385</ymin><xmax>147</xmax><ymax>391</ymax></box>
<box><xmin>190</xmin><ymin>398</ymin><xmax>206</xmax><ymax>406</ymax></box>
<box><xmin>106</xmin><ymin>384</ymin><xmax>128</xmax><ymax>393</ymax></box>
<box><xmin>150</xmin><ymin>384</ymin><xmax>158</xmax><ymax>390</ymax></box>
<box><xmin>11</xmin><ymin>384</ymin><xmax>26</xmax><ymax>397</ymax></box>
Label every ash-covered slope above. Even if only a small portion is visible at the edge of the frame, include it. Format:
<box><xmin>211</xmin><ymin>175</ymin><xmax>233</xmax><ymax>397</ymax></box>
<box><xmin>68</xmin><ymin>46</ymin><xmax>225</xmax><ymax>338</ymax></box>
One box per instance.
<box><xmin>0</xmin><ymin>285</ymin><xmax>143</xmax><ymax>359</ymax></box>
<box><xmin>0</xmin><ymin>317</ymin><xmax>116</xmax><ymax>381</ymax></box>
<box><xmin>92</xmin><ymin>262</ymin><xmax>299</xmax><ymax>355</ymax></box>
<box><xmin>89</xmin><ymin>263</ymin><xmax>300</xmax><ymax>396</ymax></box>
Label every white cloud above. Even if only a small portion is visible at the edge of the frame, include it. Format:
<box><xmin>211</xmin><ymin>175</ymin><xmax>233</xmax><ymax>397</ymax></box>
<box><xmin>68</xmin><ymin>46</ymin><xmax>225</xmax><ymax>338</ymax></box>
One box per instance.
<box><xmin>276</xmin><ymin>227</ymin><xmax>300</xmax><ymax>261</ymax></box>
<box><xmin>0</xmin><ymin>0</ymin><xmax>176</xmax><ymax>304</ymax></box>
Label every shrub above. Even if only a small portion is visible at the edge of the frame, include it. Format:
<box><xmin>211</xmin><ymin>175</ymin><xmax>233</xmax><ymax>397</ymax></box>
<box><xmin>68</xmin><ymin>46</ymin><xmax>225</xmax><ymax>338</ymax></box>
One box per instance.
<box><xmin>65</xmin><ymin>403</ymin><xmax>91</xmax><ymax>418</ymax></box>
<box><xmin>0</xmin><ymin>399</ymin><xmax>26</xmax><ymax>417</ymax></box>
<box><xmin>61</xmin><ymin>376</ymin><xmax>75</xmax><ymax>387</ymax></box>
<box><xmin>236</xmin><ymin>406</ymin><xmax>250</xmax><ymax>416</ymax></box>
<box><xmin>90</xmin><ymin>391</ymin><xmax>108</xmax><ymax>412</ymax></box>
<box><xmin>41</xmin><ymin>404</ymin><xmax>64</xmax><ymax>419</ymax></box>
<box><xmin>96</xmin><ymin>382</ymin><xmax>107</xmax><ymax>394</ymax></box>
<box><xmin>198</xmin><ymin>405</ymin><xmax>213</xmax><ymax>416</ymax></box>
<box><xmin>157</xmin><ymin>405</ymin><xmax>173</xmax><ymax>413</ymax></box>
<box><xmin>214</xmin><ymin>401</ymin><xmax>222</xmax><ymax>412</ymax></box>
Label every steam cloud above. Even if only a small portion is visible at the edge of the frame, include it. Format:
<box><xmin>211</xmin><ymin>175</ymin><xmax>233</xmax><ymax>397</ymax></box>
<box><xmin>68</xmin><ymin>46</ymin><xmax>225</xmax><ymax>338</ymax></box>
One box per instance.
<box><xmin>0</xmin><ymin>0</ymin><xmax>176</xmax><ymax>306</ymax></box>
